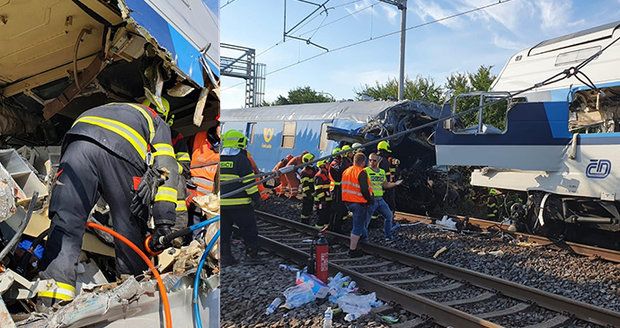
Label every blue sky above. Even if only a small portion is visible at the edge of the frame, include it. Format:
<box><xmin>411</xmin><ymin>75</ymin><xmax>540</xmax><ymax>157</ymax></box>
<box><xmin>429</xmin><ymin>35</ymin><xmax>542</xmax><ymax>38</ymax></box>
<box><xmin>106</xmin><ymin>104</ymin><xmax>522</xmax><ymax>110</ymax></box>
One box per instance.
<box><xmin>221</xmin><ymin>0</ymin><xmax>620</xmax><ymax>109</ymax></box>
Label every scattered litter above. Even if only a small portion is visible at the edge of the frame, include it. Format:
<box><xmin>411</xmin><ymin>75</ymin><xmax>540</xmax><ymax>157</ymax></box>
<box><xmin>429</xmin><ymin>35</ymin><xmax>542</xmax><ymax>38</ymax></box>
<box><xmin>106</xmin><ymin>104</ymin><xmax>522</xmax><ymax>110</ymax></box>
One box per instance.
<box><xmin>433</xmin><ymin>246</ymin><xmax>448</xmax><ymax>258</ymax></box>
<box><xmin>381</xmin><ymin>315</ymin><xmax>400</xmax><ymax>324</ymax></box>
<box><xmin>488</xmin><ymin>250</ymin><xmax>504</xmax><ymax>257</ymax></box>
<box><xmin>336</xmin><ymin>292</ymin><xmax>380</xmax><ymax>320</ymax></box>
<box><xmin>279</xmin><ymin>264</ymin><xmax>300</xmax><ymax>272</ymax></box>
<box><xmin>283</xmin><ymin>282</ymin><xmax>315</xmax><ymax>309</ymax></box>
<box><xmin>323</xmin><ymin>307</ymin><xmax>333</xmax><ymax>328</ymax></box>
<box><xmin>265</xmin><ymin>297</ymin><xmax>282</xmax><ymax>315</ymax></box>
<box><xmin>344</xmin><ymin>312</ymin><xmax>361</xmax><ymax>322</ymax></box>
<box><xmin>296</xmin><ymin>271</ymin><xmax>329</xmax><ymax>298</ymax></box>
<box><xmin>398</xmin><ymin>222</ymin><xmax>422</xmax><ymax>227</ymax></box>
<box><xmin>435</xmin><ymin>216</ymin><xmax>458</xmax><ymax>231</ymax></box>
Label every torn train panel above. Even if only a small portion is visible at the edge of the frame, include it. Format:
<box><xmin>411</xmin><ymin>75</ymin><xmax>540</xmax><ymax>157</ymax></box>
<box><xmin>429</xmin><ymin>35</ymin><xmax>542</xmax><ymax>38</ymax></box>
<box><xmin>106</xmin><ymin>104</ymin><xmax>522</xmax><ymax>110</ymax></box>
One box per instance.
<box><xmin>14</xmin><ymin>274</ymin><xmax>219</xmax><ymax>328</ymax></box>
<box><xmin>327</xmin><ymin>100</ymin><xmax>442</xmax><ymax>150</ymax></box>
<box><xmin>327</xmin><ymin>100</ymin><xmax>463</xmax><ymax>215</ymax></box>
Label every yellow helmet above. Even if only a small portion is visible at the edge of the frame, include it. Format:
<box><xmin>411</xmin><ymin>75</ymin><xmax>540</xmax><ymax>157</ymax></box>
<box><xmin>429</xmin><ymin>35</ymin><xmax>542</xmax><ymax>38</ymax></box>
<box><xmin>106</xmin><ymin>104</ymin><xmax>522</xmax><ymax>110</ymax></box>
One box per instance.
<box><xmin>317</xmin><ymin>159</ymin><xmax>327</xmax><ymax>167</ymax></box>
<box><xmin>142</xmin><ymin>97</ymin><xmax>173</xmax><ymax>125</ymax></box>
<box><xmin>222</xmin><ymin>130</ymin><xmax>247</xmax><ymax>149</ymax></box>
<box><xmin>341</xmin><ymin>145</ymin><xmax>351</xmax><ymax>152</ymax></box>
<box><xmin>302</xmin><ymin>153</ymin><xmax>315</xmax><ymax>163</ymax></box>
<box><xmin>377</xmin><ymin>140</ymin><xmax>391</xmax><ymax>152</ymax></box>
<box><xmin>331</xmin><ymin>147</ymin><xmax>341</xmax><ymax>155</ymax></box>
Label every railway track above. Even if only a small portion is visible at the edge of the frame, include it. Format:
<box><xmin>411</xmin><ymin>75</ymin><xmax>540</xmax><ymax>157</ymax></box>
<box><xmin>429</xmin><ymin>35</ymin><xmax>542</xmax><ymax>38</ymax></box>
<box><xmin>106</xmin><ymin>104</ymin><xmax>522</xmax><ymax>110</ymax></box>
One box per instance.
<box><xmin>394</xmin><ymin>212</ymin><xmax>620</xmax><ymax>264</ymax></box>
<box><xmin>254</xmin><ymin>210</ymin><xmax>620</xmax><ymax>328</ymax></box>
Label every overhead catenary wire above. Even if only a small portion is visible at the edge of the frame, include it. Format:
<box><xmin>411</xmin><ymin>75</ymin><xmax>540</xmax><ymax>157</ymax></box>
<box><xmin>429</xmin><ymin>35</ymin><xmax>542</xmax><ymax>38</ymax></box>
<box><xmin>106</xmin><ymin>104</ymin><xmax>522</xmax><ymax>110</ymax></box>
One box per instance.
<box><xmin>220</xmin><ymin>34</ymin><xmax>620</xmax><ymax>198</ymax></box>
<box><xmin>222</xmin><ymin>0</ymin><xmax>513</xmax><ymax>92</ymax></box>
<box><xmin>221</xmin><ymin>0</ymin><xmax>240</xmax><ymax>9</ymax></box>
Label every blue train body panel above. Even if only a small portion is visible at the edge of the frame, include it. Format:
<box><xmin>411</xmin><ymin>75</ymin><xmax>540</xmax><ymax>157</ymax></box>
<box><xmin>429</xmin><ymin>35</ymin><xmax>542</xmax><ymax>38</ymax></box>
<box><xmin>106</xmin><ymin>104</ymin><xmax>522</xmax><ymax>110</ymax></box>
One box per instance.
<box><xmin>124</xmin><ymin>0</ymin><xmax>220</xmax><ymax>86</ymax></box>
<box><xmin>221</xmin><ymin>101</ymin><xmax>397</xmax><ymax>172</ymax></box>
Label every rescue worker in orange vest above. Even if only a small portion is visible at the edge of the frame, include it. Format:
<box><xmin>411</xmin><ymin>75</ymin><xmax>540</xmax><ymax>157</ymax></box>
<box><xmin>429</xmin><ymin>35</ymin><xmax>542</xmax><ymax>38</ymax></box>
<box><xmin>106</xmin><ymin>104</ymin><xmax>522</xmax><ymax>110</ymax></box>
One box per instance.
<box><xmin>328</xmin><ymin>147</ymin><xmax>347</xmax><ymax>233</ymax></box>
<box><xmin>284</xmin><ymin>151</ymin><xmax>308</xmax><ymax>198</ymax></box>
<box><xmin>189</xmin><ymin>123</ymin><xmax>220</xmax><ymax>228</ymax></box>
<box><xmin>299</xmin><ymin>153</ymin><xmax>316</xmax><ymax>224</ymax></box>
<box><xmin>314</xmin><ymin>159</ymin><xmax>332</xmax><ymax>229</ymax></box>
<box><xmin>273</xmin><ymin>155</ymin><xmax>293</xmax><ymax>196</ymax></box>
<box><xmin>342</xmin><ymin>152</ymin><xmax>374</xmax><ymax>258</ymax></box>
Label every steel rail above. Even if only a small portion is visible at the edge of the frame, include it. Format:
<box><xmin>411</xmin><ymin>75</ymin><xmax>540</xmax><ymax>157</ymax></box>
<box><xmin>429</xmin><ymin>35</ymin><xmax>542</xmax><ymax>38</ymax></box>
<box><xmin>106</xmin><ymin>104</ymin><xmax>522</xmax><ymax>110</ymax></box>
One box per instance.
<box><xmin>257</xmin><ymin>224</ymin><xmax>501</xmax><ymax>327</ymax></box>
<box><xmin>395</xmin><ymin>212</ymin><xmax>620</xmax><ymax>263</ymax></box>
<box><xmin>256</xmin><ymin>210</ymin><xmax>620</xmax><ymax>327</ymax></box>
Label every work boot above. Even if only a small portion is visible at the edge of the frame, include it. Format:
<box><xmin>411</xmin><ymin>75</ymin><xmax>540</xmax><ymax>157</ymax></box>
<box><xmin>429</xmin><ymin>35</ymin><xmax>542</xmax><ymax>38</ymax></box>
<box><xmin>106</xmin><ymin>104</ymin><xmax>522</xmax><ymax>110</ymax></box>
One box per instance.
<box><xmin>220</xmin><ymin>256</ymin><xmax>239</xmax><ymax>267</ymax></box>
<box><xmin>244</xmin><ymin>247</ymin><xmax>263</xmax><ymax>265</ymax></box>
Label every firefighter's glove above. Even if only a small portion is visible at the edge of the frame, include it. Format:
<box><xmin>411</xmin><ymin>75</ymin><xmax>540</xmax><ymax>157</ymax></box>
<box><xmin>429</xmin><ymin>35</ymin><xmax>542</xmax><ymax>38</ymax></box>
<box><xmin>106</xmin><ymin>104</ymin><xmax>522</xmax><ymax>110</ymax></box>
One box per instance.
<box><xmin>149</xmin><ymin>224</ymin><xmax>173</xmax><ymax>253</ymax></box>
<box><xmin>130</xmin><ymin>168</ymin><xmax>159</xmax><ymax>219</ymax></box>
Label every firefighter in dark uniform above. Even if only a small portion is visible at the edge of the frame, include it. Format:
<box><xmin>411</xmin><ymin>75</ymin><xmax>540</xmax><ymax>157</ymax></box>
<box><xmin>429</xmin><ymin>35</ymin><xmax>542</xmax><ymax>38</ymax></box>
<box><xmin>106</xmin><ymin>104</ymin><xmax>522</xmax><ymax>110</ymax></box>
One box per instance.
<box><xmin>314</xmin><ymin>159</ymin><xmax>332</xmax><ymax>229</ymax></box>
<box><xmin>220</xmin><ymin>130</ymin><xmax>261</xmax><ymax>266</ymax></box>
<box><xmin>377</xmin><ymin>141</ymin><xmax>399</xmax><ymax>211</ymax></box>
<box><xmin>328</xmin><ymin>147</ymin><xmax>348</xmax><ymax>233</ymax></box>
<box><xmin>299</xmin><ymin>153</ymin><xmax>316</xmax><ymax>224</ymax></box>
<box><xmin>144</xmin><ymin>98</ymin><xmax>191</xmax><ymax>232</ymax></box>
<box><xmin>37</xmin><ymin>102</ymin><xmax>178</xmax><ymax>305</ymax></box>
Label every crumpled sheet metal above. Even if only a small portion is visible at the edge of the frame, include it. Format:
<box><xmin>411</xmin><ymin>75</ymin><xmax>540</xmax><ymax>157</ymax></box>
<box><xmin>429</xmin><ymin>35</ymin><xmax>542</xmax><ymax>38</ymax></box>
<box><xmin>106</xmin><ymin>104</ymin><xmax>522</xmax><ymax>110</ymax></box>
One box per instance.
<box><xmin>0</xmin><ymin>166</ymin><xmax>16</xmax><ymax>223</ymax></box>
<box><xmin>17</xmin><ymin>274</ymin><xmax>220</xmax><ymax>328</ymax></box>
<box><xmin>193</xmin><ymin>193</ymin><xmax>220</xmax><ymax>260</ymax></box>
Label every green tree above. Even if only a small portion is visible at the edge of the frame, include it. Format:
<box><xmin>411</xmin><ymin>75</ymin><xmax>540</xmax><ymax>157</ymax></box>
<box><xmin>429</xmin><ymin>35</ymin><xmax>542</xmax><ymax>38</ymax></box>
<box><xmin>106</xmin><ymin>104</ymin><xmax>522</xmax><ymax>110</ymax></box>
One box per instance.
<box><xmin>445</xmin><ymin>65</ymin><xmax>505</xmax><ymax>130</ymax></box>
<box><xmin>355</xmin><ymin>76</ymin><xmax>444</xmax><ymax>103</ymax></box>
<box><xmin>272</xmin><ymin>86</ymin><xmax>334</xmax><ymax>105</ymax></box>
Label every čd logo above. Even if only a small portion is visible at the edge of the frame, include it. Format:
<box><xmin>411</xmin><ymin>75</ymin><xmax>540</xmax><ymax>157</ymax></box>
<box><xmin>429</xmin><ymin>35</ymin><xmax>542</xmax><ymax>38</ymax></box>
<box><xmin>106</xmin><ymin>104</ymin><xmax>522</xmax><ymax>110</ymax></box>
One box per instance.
<box><xmin>586</xmin><ymin>159</ymin><xmax>611</xmax><ymax>179</ymax></box>
<box><xmin>263</xmin><ymin>128</ymin><xmax>274</xmax><ymax>143</ymax></box>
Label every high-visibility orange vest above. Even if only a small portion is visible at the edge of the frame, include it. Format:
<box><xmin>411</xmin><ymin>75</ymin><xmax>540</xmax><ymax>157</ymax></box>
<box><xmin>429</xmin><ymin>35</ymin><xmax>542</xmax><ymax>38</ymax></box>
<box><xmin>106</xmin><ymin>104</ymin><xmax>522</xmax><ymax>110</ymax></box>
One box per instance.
<box><xmin>190</xmin><ymin>131</ymin><xmax>219</xmax><ymax>196</ymax></box>
<box><xmin>341</xmin><ymin>165</ymin><xmax>371</xmax><ymax>203</ymax></box>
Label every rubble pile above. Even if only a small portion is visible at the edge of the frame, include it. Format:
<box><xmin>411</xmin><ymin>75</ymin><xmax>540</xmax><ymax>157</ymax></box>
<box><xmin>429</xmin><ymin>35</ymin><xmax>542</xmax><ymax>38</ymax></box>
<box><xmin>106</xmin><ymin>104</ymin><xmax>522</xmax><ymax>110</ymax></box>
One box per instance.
<box><xmin>0</xmin><ymin>147</ymin><xmax>221</xmax><ymax>327</ymax></box>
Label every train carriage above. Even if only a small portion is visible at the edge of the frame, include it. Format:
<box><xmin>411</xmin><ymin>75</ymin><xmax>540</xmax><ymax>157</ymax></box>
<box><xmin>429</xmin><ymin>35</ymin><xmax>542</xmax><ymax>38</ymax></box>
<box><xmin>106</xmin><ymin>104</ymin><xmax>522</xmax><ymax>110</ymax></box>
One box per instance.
<box><xmin>220</xmin><ymin>101</ymin><xmax>396</xmax><ymax>172</ymax></box>
<box><xmin>435</xmin><ymin>21</ymin><xmax>620</xmax><ymax>243</ymax></box>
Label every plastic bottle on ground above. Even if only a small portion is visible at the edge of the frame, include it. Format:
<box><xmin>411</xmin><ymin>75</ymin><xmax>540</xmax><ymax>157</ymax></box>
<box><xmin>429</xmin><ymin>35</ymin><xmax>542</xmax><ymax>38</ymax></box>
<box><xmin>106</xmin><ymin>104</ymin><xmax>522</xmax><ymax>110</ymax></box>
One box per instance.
<box><xmin>323</xmin><ymin>307</ymin><xmax>333</xmax><ymax>328</ymax></box>
<box><xmin>344</xmin><ymin>313</ymin><xmax>361</xmax><ymax>322</ymax></box>
<box><xmin>279</xmin><ymin>264</ymin><xmax>300</xmax><ymax>272</ymax></box>
<box><xmin>265</xmin><ymin>297</ymin><xmax>282</xmax><ymax>315</ymax></box>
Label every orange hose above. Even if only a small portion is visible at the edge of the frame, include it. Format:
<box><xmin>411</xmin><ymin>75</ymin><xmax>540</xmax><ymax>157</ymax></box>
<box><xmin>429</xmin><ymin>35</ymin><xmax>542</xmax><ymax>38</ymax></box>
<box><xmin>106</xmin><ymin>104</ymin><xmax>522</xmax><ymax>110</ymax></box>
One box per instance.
<box><xmin>86</xmin><ymin>222</ymin><xmax>172</xmax><ymax>328</ymax></box>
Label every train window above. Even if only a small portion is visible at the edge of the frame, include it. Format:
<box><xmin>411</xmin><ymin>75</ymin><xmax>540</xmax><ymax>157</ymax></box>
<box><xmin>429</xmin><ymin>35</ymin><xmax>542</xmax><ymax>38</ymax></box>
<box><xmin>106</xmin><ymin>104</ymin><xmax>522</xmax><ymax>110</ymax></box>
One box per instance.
<box><xmin>319</xmin><ymin>123</ymin><xmax>331</xmax><ymax>151</ymax></box>
<box><xmin>555</xmin><ymin>46</ymin><xmax>600</xmax><ymax>66</ymax></box>
<box><xmin>282</xmin><ymin>122</ymin><xmax>296</xmax><ymax>148</ymax></box>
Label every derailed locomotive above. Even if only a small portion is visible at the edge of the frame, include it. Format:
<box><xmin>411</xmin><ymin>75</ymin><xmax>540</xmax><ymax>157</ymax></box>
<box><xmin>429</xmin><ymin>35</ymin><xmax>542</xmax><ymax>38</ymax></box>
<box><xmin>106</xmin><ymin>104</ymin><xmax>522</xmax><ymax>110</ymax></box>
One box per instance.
<box><xmin>436</xmin><ymin>21</ymin><xmax>620</xmax><ymax>246</ymax></box>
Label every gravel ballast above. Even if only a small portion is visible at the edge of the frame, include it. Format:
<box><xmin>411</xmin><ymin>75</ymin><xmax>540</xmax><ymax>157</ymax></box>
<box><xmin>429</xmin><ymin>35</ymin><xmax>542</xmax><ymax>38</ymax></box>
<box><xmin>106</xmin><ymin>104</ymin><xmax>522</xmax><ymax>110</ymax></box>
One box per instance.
<box><xmin>221</xmin><ymin>241</ymin><xmax>424</xmax><ymax>327</ymax></box>
<box><xmin>256</xmin><ymin>197</ymin><xmax>620</xmax><ymax>313</ymax></box>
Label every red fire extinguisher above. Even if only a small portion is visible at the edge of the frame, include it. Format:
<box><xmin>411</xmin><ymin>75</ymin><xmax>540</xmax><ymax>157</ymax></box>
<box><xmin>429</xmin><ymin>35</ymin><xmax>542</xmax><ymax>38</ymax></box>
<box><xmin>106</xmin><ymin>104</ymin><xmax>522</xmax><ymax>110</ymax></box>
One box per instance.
<box><xmin>314</xmin><ymin>234</ymin><xmax>329</xmax><ymax>283</ymax></box>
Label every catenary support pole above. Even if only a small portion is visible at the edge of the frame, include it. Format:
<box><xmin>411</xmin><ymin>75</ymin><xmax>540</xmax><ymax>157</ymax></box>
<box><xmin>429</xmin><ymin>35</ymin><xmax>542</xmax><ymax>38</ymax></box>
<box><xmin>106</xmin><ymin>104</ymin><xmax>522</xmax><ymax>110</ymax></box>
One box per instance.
<box><xmin>398</xmin><ymin>1</ymin><xmax>407</xmax><ymax>101</ymax></box>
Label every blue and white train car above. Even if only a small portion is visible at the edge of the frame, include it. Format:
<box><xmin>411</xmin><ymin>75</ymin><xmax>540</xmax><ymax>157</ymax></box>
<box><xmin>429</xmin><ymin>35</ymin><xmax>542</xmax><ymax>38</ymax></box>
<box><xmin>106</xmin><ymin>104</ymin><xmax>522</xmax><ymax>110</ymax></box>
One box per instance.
<box><xmin>435</xmin><ymin>21</ymin><xmax>620</xmax><ymax>237</ymax></box>
<box><xmin>220</xmin><ymin>101</ymin><xmax>396</xmax><ymax>172</ymax></box>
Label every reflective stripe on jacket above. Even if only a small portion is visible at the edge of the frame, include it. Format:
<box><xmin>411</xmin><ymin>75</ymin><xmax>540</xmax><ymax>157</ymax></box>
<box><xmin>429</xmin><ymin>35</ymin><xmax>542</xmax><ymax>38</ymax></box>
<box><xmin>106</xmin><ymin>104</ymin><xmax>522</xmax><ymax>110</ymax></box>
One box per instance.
<box><xmin>364</xmin><ymin>167</ymin><xmax>386</xmax><ymax>197</ymax></box>
<box><xmin>341</xmin><ymin>165</ymin><xmax>371</xmax><ymax>203</ymax></box>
